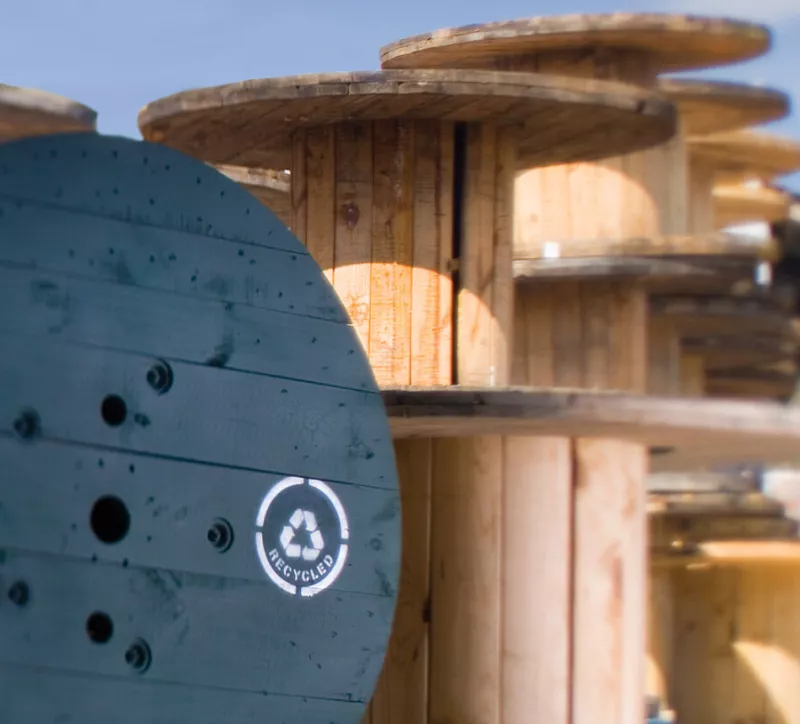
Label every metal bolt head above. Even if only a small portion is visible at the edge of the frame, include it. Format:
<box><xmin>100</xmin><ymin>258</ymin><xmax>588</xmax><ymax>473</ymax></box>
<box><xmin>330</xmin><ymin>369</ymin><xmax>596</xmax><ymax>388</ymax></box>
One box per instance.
<box><xmin>13</xmin><ymin>409</ymin><xmax>40</xmax><ymax>441</ymax></box>
<box><xmin>124</xmin><ymin>639</ymin><xmax>152</xmax><ymax>673</ymax></box>
<box><xmin>146</xmin><ymin>360</ymin><xmax>173</xmax><ymax>394</ymax></box>
<box><xmin>207</xmin><ymin>519</ymin><xmax>233</xmax><ymax>552</ymax></box>
<box><xmin>8</xmin><ymin>581</ymin><xmax>30</xmax><ymax>607</ymax></box>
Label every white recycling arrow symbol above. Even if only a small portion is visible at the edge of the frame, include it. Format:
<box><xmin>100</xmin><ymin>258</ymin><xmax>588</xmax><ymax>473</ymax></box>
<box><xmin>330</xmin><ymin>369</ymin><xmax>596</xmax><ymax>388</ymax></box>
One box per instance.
<box><xmin>280</xmin><ymin>508</ymin><xmax>325</xmax><ymax>562</ymax></box>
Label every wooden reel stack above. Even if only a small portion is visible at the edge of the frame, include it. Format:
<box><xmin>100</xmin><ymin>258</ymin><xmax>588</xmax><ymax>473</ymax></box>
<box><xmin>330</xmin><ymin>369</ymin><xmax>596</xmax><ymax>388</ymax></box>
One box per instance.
<box><xmin>137</xmin><ymin>14</ymin><xmax>800</xmax><ymax>724</ymax></box>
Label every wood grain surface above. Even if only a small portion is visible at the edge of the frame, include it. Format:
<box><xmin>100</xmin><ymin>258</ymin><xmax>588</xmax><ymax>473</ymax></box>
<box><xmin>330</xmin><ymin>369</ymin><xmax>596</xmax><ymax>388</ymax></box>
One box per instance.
<box><xmin>137</xmin><ymin>69</ymin><xmax>676</xmax><ymax>171</ymax></box>
<box><xmin>379</xmin><ymin>14</ymin><xmax>770</xmax><ymax>73</ymax></box>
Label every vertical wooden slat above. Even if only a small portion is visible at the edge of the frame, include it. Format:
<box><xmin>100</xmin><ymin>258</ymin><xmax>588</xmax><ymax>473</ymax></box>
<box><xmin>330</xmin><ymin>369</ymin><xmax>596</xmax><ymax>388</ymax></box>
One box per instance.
<box><xmin>370</xmin><ymin>439</ymin><xmax>432</xmax><ymax>724</ymax></box>
<box><xmin>290</xmin><ymin>128</ymin><xmax>308</xmax><ymax>247</ymax></box>
<box><xmin>552</xmin><ymin>283</ymin><xmax>583</xmax><ymax>388</ymax></box>
<box><xmin>429</xmin><ymin>436</ymin><xmax>502</xmax><ymax>724</ymax></box>
<box><xmin>491</xmin><ymin>127</ymin><xmax>516</xmax><ymax>386</ymax></box>
<box><xmin>646</xmin><ymin>568</ymin><xmax>674</xmax><ymax>705</ymax></box>
<box><xmin>503</xmin><ymin>436</ymin><xmax>573</xmax><ymax>724</ymax></box>
<box><xmin>334</xmin><ymin>122</ymin><xmax>374</xmax><ymax>354</ymax></box>
<box><xmin>411</xmin><ymin>121</ymin><xmax>447</xmax><ymax>386</ymax></box>
<box><xmin>304</xmin><ymin>127</ymin><xmax>336</xmax><ymax>281</ymax></box>
<box><xmin>458</xmin><ymin>123</ymin><xmax>499</xmax><ymax>385</ymax></box>
<box><xmin>370</xmin><ymin>120</ymin><xmax>414</xmax><ymax>386</ymax></box>
<box><xmin>572</xmin><ymin>438</ymin><xmax>647</xmax><ymax>724</ymax></box>
<box><xmin>436</xmin><ymin>123</ymin><xmax>455</xmax><ymax>384</ymax></box>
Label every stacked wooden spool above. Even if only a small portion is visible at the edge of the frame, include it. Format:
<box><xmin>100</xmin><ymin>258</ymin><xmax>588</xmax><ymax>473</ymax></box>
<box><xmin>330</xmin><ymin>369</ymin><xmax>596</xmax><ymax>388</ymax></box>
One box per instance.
<box><xmin>138</xmin><ymin>14</ymin><xmax>800</xmax><ymax>724</ymax></box>
<box><xmin>0</xmin><ymin>83</ymin><xmax>96</xmax><ymax>141</ymax></box>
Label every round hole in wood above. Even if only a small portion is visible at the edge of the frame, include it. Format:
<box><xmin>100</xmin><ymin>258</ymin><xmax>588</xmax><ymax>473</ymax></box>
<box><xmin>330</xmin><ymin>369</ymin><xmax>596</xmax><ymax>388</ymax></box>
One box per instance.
<box><xmin>100</xmin><ymin>394</ymin><xmax>127</xmax><ymax>427</ymax></box>
<box><xmin>90</xmin><ymin>495</ymin><xmax>130</xmax><ymax>544</ymax></box>
<box><xmin>86</xmin><ymin>611</ymin><xmax>114</xmax><ymax>644</ymax></box>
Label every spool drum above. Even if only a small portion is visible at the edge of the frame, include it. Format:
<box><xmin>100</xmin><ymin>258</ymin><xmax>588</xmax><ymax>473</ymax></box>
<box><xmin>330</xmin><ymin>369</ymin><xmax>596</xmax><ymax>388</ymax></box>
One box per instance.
<box><xmin>0</xmin><ymin>133</ymin><xmax>400</xmax><ymax>724</ymax></box>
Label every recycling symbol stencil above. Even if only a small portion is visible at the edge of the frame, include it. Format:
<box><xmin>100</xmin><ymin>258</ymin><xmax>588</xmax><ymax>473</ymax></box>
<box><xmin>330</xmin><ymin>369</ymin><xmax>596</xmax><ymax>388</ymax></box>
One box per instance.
<box><xmin>255</xmin><ymin>476</ymin><xmax>350</xmax><ymax>598</ymax></box>
<box><xmin>281</xmin><ymin>509</ymin><xmax>324</xmax><ymax>561</ymax></box>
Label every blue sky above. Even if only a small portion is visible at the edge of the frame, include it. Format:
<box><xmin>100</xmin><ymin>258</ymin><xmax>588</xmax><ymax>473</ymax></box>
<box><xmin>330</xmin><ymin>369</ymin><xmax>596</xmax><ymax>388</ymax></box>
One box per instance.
<box><xmin>3</xmin><ymin>0</ymin><xmax>799</xmax><ymax>191</ymax></box>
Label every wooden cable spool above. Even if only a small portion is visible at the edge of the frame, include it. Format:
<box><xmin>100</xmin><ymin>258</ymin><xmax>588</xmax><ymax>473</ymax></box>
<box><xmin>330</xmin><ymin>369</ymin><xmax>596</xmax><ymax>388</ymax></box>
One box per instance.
<box><xmin>0</xmin><ymin>133</ymin><xmax>402</xmax><ymax>724</ymax></box>
<box><xmin>138</xmin><ymin>63</ymin><xmax>681</xmax><ymax>724</ymax></box>
<box><xmin>0</xmin><ymin>83</ymin><xmax>97</xmax><ymax>141</ymax></box>
<box><xmin>375</xmin><ymin>13</ymin><xmax>784</xmax><ymax>724</ymax></box>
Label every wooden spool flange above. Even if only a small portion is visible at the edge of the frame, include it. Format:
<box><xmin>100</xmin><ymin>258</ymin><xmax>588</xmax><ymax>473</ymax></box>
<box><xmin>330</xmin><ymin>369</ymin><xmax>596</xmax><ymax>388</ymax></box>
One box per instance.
<box><xmin>0</xmin><ymin>84</ymin><xmax>97</xmax><ymax>141</ymax></box>
<box><xmin>660</xmin><ymin>78</ymin><xmax>789</xmax><ymax>137</ymax></box>
<box><xmin>714</xmin><ymin>182</ymin><xmax>792</xmax><ymax>228</ymax></box>
<box><xmin>689</xmin><ymin>128</ymin><xmax>800</xmax><ymax>186</ymax></box>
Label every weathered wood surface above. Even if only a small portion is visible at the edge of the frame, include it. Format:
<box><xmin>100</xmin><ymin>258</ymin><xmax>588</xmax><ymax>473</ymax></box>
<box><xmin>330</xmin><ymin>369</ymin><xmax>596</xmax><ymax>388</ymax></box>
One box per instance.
<box><xmin>0</xmin><ymin>84</ymin><xmax>97</xmax><ymax>141</ymax></box>
<box><xmin>714</xmin><ymin>183</ymin><xmax>791</xmax><ymax>228</ymax></box>
<box><xmin>706</xmin><ymin>365</ymin><xmax>798</xmax><ymax>402</ymax></box>
<box><xmin>381</xmin><ymin>387</ymin><xmax>800</xmax><ymax>470</ymax></box>
<box><xmin>379</xmin><ymin>14</ymin><xmax>770</xmax><ymax>74</ymax></box>
<box><xmin>213</xmin><ymin>164</ymin><xmax>291</xmax><ymax>227</ymax></box>
<box><xmin>689</xmin><ymin>129</ymin><xmax>800</xmax><ymax>184</ymax></box>
<box><xmin>660</xmin><ymin>79</ymin><xmax>789</xmax><ymax>136</ymax></box>
<box><xmin>138</xmin><ymin>70</ymin><xmax>676</xmax><ymax>171</ymax></box>
<box><xmin>0</xmin><ymin>133</ymin><xmax>401</xmax><ymax>724</ymax></box>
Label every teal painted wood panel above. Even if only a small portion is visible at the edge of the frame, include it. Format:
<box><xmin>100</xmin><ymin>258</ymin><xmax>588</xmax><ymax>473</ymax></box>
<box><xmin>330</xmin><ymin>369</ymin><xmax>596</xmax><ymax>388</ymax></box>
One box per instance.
<box><xmin>0</xmin><ymin>133</ymin><xmax>400</xmax><ymax>724</ymax></box>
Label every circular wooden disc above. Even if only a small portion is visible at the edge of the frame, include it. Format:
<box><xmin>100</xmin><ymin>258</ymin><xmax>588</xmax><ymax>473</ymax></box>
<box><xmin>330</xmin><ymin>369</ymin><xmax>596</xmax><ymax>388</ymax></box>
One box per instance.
<box><xmin>659</xmin><ymin>79</ymin><xmax>789</xmax><ymax>136</ymax></box>
<box><xmin>379</xmin><ymin>14</ymin><xmax>770</xmax><ymax>73</ymax></box>
<box><xmin>682</xmin><ymin>331</ymin><xmax>799</xmax><ymax>371</ymax></box>
<box><xmin>650</xmin><ymin>294</ymin><xmax>792</xmax><ymax>340</ymax></box>
<box><xmin>715</xmin><ymin>183</ymin><xmax>791</xmax><ymax>227</ymax></box>
<box><xmin>381</xmin><ymin>387</ymin><xmax>800</xmax><ymax>472</ymax></box>
<box><xmin>513</xmin><ymin>255</ymin><xmax>761</xmax><ymax>293</ymax></box>
<box><xmin>138</xmin><ymin>70</ymin><xmax>676</xmax><ymax>171</ymax></box>
<box><xmin>214</xmin><ymin>164</ymin><xmax>291</xmax><ymax>226</ymax></box>
<box><xmin>689</xmin><ymin>129</ymin><xmax>800</xmax><ymax>183</ymax></box>
<box><xmin>0</xmin><ymin>134</ymin><xmax>400</xmax><ymax>724</ymax></box>
<box><xmin>707</xmin><ymin>366</ymin><xmax>797</xmax><ymax>402</ymax></box>
<box><xmin>514</xmin><ymin>231</ymin><xmax>779</xmax><ymax>262</ymax></box>
<box><xmin>0</xmin><ymin>84</ymin><xmax>97</xmax><ymax>141</ymax></box>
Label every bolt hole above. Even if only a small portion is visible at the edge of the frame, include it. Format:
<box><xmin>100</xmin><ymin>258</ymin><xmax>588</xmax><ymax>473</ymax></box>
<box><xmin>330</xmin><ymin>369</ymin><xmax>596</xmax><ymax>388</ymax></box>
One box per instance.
<box><xmin>101</xmin><ymin>395</ymin><xmax>127</xmax><ymax>427</ymax></box>
<box><xmin>90</xmin><ymin>495</ymin><xmax>130</xmax><ymax>544</ymax></box>
<box><xmin>86</xmin><ymin>611</ymin><xmax>114</xmax><ymax>644</ymax></box>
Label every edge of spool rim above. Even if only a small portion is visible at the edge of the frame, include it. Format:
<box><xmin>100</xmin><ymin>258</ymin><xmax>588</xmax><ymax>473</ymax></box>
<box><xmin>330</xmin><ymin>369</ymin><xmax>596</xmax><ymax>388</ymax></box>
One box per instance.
<box><xmin>0</xmin><ymin>83</ymin><xmax>98</xmax><ymax>130</ymax></box>
<box><xmin>659</xmin><ymin>78</ymin><xmax>790</xmax><ymax>134</ymax></box>
<box><xmin>688</xmin><ymin>128</ymin><xmax>800</xmax><ymax>180</ymax></box>
<box><xmin>137</xmin><ymin>67</ymin><xmax>675</xmax><ymax>138</ymax></box>
<box><xmin>379</xmin><ymin>13</ymin><xmax>771</xmax><ymax>73</ymax></box>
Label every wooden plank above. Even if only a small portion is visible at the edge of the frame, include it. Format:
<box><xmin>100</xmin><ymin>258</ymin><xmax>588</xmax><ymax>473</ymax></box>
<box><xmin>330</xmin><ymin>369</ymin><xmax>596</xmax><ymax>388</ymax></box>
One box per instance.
<box><xmin>410</xmin><ymin>121</ymin><xmax>448</xmax><ymax>386</ymax></box>
<box><xmin>334</xmin><ymin>122</ymin><xmax>374</xmax><ymax>355</ymax></box>
<box><xmin>429</xmin><ymin>436</ymin><xmax>502</xmax><ymax>724</ymax></box>
<box><xmin>0</xmin><ymin>550</ymin><xmax>395</xmax><ymax>700</ymax></box>
<box><xmin>572</xmin><ymin>438</ymin><xmax>647</xmax><ymax>724</ymax></box>
<box><xmin>369</xmin><ymin>439</ymin><xmax>432</xmax><ymax>724</ymax></box>
<box><xmin>0</xmin><ymin>264</ymin><xmax>368</xmax><ymax>391</ymax></box>
<box><xmin>0</xmin><ymin>335</ymin><xmax>394</xmax><ymax>491</ymax></box>
<box><xmin>370</xmin><ymin>120</ymin><xmax>414</xmax><ymax>386</ymax></box>
<box><xmin>304</xmin><ymin>126</ymin><xmax>336</xmax><ymax>282</ymax></box>
<box><xmin>0</xmin><ymin>437</ymin><xmax>397</xmax><ymax>597</ymax></box>
<box><xmin>458</xmin><ymin>123</ymin><xmax>497</xmax><ymax>386</ymax></box>
<box><xmin>503</xmin><ymin>436</ymin><xmax>572</xmax><ymax>724</ymax></box>
<box><xmin>0</xmin><ymin>666</ymin><xmax>364</xmax><ymax>724</ymax></box>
